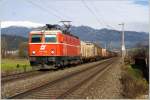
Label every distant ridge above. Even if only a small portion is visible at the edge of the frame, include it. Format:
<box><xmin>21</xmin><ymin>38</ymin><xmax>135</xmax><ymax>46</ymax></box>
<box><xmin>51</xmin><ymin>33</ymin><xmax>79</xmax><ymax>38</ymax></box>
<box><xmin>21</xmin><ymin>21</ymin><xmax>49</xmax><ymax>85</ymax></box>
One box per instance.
<box><xmin>1</xmin><ymin>25</ymin><xmax>149</xmax><ymax>49</ymax></box>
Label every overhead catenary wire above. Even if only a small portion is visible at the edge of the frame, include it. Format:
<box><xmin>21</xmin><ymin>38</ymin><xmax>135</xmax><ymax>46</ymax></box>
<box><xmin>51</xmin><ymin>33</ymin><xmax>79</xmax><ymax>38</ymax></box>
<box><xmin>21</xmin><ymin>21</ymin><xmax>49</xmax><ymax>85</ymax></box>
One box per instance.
<box><xmin>26</xmin><ymin>0</ymin><xmax>117</xmax><ymax>31</ymax></box>
<box><xmin>26</xmin><ymin>0</ymin><xmax>81</xmax><ymax>26</ymax></box>
<box><xmin>26</xmin><ymin>0</ymin><xmax>64</xmax><ymax>20</ymax></box>
<box><xmin>91</xmin><ymin>3</ymin><xmax>116</xmax><ymax>30</ymax></box>
<box><xmin>38</xmin><ymin>0</ymin><xmax>72</xmax><ymax>21</ymax></box>
<box><xmin>91</xmin><ymin>0</ymin><xmax>117</xmax><ymax>30</ymax></box>
<box><xmin>89</xmin><ymin>1</ymin><xmax>109</xmax><ymax>27</ymax></box>
<box><xmin>81</xmin><ymin>0</ymin><xmax>105</xmax><ymax>28</ymax></box>
<box><xmin>81</xmin><ymin>0</ymin><xmax>116</xmax><ymax>30</ymax></box>
<box><xmin>81</xmin><ymin>0</ymin><xmax>119</xmax><ymax>49</ymax></box>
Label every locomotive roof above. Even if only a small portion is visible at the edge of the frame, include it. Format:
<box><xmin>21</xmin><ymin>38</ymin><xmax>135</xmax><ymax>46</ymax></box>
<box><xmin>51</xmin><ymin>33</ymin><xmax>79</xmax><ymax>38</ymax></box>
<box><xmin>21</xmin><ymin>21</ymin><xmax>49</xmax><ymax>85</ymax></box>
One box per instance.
<box><xmin>30</xmin><ymin>30</ymin><xmax>79</xmax><ymax>39</ymax></box>
<box><xmin>30</xmin><ymin>30</ymin><xmax>62</xmax><ymax>34</ymax></box>
<box><xmin>30</xmin><ymin>24</ymin><xmax>79</xmax><ymax>39</ymax></box>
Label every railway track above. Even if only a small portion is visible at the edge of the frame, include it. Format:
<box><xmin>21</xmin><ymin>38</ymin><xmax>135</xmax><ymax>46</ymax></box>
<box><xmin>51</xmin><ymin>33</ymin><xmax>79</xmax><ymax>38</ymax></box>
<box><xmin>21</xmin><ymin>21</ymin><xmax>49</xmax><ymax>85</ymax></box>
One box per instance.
<box><xmin>1</xmin><ymin>61</ymin><xmax>100</xmax><ymax>84</ymax></box>
<box><xmin>8</xmin><ymin>58</ymin><xmax>115</xmax><ymax>99</ymax></box>
<box><xmin>1</xmin><ymin>63</ymin><xmax>96</xmax><ymax>84</ymax></box>
<box><xmin>1</xmin><ymin>70</ymin><xmax>50</xmax><ymax>84</ymax></box>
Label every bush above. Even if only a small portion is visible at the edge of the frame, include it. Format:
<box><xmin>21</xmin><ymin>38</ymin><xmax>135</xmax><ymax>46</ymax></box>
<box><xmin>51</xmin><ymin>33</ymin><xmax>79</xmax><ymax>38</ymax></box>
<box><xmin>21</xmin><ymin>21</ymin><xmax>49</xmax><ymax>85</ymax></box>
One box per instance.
<box><xmin>121</xmin><ymin>65</ymin><xmax>148</xmax><ymax>98</ymax></box>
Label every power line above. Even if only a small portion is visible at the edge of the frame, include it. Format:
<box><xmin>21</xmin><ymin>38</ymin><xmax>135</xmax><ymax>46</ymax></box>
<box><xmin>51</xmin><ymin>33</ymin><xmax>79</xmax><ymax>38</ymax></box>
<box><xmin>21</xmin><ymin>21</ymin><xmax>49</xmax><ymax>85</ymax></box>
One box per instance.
<box><xmin>81</xmin><ymin>0</ymin><xmax>118</xmax><ymax>50</ymax></box>
<box><xmin>81</xmin><ymin>0</ymin><xmax>116</xmax><ymax>30</ymax></box>
<box><xmin>35</xmin><ymin>0</ymin><xmax>90</xmax><ymax>27</ymax></box>
<box><xmin>38</xmin><ymin>0</ymin><xmax>72</xmax><ymax>20</ymax></box>
<box><xmin>26</xmin><ymin>0</ymin><xmax>63</xmax><ymax>20</ymax></box>
<box><xmin>26</xmin><ymin>0</ymin><xmax>81</xmax><ymax>26</ymax></box>
<box><xmin>89</xmin><ymin>1</ymin><xmax>107</xmax><ymax>26</ymax></box>
<box><xmin>81</xmin><ymin>0</ymin><xmax>104</xmax><ymax>28</ymax></box>
<box><xmin>89</xmin><ymin>1</ymin><xmax>116</xmax><ymax>30</ymax></box>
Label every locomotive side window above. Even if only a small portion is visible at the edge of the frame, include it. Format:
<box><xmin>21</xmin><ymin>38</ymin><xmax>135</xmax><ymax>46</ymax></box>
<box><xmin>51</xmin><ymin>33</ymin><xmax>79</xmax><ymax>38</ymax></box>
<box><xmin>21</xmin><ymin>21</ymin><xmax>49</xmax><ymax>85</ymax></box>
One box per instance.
<box><xmin>31</xmin><ymin>34</ymin><xmax>42</xmax><ymax>43</ymax></box>
<box><xmin>45</xmin><ymin>35</ymin><xmax>56</xmax><ymax>42</ymax></box>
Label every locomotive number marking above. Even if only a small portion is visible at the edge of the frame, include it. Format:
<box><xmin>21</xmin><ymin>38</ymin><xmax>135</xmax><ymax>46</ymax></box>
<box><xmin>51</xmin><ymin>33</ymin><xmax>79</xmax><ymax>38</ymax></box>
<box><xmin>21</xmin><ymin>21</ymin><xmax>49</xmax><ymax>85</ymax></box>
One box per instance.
<box><xmin>40</xmin><ymin>45</ymin><xmax>46</xmax><ymax>50</ymax></box>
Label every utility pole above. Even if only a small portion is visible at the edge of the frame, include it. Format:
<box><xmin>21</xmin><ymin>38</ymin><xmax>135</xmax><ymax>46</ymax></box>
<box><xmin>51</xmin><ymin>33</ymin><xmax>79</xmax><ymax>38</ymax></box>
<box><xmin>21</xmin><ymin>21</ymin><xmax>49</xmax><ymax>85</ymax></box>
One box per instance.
<box><xmin>0</xmin><ymin>20</ymin><xmax>1</xmax><ymax>59</ymax></box>
<box><xmin>119</xmin><ymin>23</ymin><xmax>126</xmax><ymax>60</ymax></box>
<box><xmin>105</xmin><ymin>43</ymin><xmax>107</xmax><ymax>49</ymax></box>
<box><xmin>109</xmin><ymin>41</ymin><xmax>112</xmax><ymax>51</ymax></box>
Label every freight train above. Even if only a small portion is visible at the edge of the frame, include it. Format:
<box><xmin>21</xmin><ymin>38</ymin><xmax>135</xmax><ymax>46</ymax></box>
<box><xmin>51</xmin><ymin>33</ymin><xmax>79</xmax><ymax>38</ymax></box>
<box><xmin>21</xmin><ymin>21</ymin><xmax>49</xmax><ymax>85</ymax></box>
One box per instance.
<box><xmin>28</xmin><ymin>24</ymin><xmax>117</xmax><ymax>69</ymax></box>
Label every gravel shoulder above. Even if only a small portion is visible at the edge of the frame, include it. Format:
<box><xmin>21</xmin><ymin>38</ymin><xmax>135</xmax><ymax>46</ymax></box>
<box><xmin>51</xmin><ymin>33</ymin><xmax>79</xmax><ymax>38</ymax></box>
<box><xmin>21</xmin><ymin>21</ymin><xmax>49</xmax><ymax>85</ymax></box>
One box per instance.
<box><xmin>77</xmin><ymin>58</ymin><xmax>123</xmax><ymax>99</ymax></box>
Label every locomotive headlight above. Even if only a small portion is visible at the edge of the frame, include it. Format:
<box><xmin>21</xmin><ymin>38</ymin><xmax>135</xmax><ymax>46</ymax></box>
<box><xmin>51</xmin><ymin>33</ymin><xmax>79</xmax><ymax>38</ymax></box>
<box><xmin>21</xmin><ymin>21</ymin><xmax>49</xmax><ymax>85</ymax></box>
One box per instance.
<box><xmin>51</xmin><ymin>49</ymin><xmax>55</xmax><ymax>54</ymax></box>
<box><xmin>32</xmin><ymin>51</ymin><xmax>36</xmax><ymax>54</ymax></box>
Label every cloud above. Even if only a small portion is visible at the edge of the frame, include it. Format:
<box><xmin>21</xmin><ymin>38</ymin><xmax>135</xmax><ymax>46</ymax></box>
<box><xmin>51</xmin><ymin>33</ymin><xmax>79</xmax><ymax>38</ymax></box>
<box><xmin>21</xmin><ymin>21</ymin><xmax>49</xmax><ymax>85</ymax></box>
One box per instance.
<box><xmin>1</xmin><ymin>21</ymin><xmax>44</xmax><ymax>28</ymax></box>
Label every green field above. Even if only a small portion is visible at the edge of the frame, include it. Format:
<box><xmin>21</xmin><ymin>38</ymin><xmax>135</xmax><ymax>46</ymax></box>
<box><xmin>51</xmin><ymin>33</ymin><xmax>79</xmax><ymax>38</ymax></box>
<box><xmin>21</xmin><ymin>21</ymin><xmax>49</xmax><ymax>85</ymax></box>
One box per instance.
<box><xmin>1</xmin><ymin>58</ymin><xmax>32</xmax><ymax>72</ymax></box>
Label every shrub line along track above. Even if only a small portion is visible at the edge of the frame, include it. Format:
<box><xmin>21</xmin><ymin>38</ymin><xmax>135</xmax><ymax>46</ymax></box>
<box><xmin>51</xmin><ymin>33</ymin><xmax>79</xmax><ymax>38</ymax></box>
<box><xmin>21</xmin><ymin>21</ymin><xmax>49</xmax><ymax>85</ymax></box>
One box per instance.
<box><xmin>8</xmin><ymin>58</ymin><xmax>115</xmax><ymax>99</ymax></box>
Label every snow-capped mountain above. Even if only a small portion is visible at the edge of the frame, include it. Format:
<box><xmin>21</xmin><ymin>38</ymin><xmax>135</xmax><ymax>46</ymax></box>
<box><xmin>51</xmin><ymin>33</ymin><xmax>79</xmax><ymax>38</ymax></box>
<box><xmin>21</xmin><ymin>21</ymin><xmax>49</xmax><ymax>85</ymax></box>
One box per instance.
<box><xmin>1</xmin><ymin>21</ymin><xmax>44</xmax><ymax>28</ymax></box>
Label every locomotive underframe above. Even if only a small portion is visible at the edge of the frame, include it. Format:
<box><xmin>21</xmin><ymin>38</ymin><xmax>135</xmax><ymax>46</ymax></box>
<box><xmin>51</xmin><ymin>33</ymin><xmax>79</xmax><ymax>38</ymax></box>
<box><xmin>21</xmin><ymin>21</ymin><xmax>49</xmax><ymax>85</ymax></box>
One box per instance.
<box><xmin>29</xmin><ymin>56</ymin><xmax>81</xmax><ymax>69</ymax></box>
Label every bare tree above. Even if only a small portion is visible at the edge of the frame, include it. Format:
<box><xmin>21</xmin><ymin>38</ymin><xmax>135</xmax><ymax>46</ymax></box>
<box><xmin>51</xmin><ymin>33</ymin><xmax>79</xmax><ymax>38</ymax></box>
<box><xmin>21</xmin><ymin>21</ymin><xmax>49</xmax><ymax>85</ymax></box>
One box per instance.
<box><xmin>18</xmin><ymin>42</ymin><xmax>28</xmax><ymax>58</ymax></box>
<box><xmin>1</xmin><ymin>37</ymin><xmax>7</xmax><ymax>58</ymax></box>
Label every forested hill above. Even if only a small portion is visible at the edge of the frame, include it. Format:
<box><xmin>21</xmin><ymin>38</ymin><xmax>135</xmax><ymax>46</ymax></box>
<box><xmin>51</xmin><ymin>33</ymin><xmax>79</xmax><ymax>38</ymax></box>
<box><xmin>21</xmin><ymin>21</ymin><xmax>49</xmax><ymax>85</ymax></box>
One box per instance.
<box><xmin>1</xmin><ymin>34</ymin><xmax>27</xmax><ymax>50</ymax></box>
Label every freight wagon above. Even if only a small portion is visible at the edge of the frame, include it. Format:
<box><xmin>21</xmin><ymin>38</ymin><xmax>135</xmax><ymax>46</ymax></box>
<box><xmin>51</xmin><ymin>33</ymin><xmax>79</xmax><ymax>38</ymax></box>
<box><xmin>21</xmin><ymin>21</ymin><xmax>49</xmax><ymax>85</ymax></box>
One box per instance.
<box><xmin>80</xmin><ymin>41</ymin><xmax>102</xmax><ymax>62</ymax></box>
<box><xmin>105</xmin><ymin>50</ymin><xmax>117</xmax><ymax>58</ymax></box>
<box><xmin>102</xmin><ymin>48</ymin><xmax>107</xmax><ymax>58</ymax></box>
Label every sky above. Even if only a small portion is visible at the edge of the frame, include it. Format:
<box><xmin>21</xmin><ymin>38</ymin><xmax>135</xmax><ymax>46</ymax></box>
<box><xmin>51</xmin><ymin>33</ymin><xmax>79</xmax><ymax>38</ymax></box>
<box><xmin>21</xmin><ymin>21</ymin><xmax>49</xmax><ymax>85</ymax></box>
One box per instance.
<box><xmin>0</xmin><ymin>0</ymin><xmax>149</xmax><ymax>32</ymax></box>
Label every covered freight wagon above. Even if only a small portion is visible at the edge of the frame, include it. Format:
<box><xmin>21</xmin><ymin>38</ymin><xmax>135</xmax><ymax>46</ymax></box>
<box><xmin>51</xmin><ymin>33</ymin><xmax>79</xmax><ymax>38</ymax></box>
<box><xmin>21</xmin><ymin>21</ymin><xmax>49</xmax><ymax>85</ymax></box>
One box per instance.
<box><xmin>80</xmin><ymin>41</ymin><xmax>102</xmax><ymax>62</ymax></box>
<box><xmin>102</xmin><ymin>48</ymin><xmax>107</xmax><ymax>58</ymax></box>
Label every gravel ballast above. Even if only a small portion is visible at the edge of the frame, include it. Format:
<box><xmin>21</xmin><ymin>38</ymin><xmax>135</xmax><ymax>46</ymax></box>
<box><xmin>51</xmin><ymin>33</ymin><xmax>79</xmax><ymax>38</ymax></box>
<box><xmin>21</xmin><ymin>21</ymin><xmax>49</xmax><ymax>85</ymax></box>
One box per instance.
<box><xmin>79</xmin><ymin>58</ymin><xmax>123</xmax><ymax>99</ymax></box>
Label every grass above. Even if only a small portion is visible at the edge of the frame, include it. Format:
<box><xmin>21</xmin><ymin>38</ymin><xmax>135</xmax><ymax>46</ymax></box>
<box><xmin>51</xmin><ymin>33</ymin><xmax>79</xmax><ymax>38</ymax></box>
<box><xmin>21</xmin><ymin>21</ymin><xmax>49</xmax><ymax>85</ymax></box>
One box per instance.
<box><xmin>1</xmin><ymin>58</ymin><xmax>31</xmax><ymax>72</ymax></box>
<box><xmin>121</xmin><ymin>64</ymin><xmax>148</xmax><ymax>98</ymax></box>
<box><xmin>126</xmin><ymin>65</ymin><xmax>143</xmax><ymax>79</ymax></box>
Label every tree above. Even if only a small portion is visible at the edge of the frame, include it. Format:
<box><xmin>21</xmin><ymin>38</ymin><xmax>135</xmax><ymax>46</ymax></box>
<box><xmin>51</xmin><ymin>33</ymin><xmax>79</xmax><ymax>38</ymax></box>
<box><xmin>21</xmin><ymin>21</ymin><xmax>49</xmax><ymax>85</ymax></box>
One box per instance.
<box><xmin>133</xmin><ymin>42</ymin><xmax>148</xmax><ymax>58</ymax></box>
<box><xmin>18</xmin><ymin>42</ymin><xmax>28</xmax><ymax>58</ymax></box>
<box><xmin>1</xmin><ymin>37</ymin><xmax>7</xmax><ymax>58</ymax></box>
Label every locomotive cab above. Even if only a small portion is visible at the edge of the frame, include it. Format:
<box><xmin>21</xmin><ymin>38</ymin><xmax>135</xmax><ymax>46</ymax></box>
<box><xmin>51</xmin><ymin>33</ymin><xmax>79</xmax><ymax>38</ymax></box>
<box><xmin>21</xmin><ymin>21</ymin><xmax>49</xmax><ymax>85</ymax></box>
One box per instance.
<box><xmin>29</xmin><ymin>31</ymin><xmax>61</xmax><ymax>68</ymax></box>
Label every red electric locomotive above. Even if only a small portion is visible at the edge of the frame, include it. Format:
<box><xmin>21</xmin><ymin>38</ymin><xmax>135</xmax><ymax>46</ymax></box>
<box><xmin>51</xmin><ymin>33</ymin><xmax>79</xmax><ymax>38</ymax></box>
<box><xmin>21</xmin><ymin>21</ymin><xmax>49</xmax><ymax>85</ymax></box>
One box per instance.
<box><xmin>28</xmin><ymin>24</ymin><xmax>81</xmax><ymax>69</ymax></box>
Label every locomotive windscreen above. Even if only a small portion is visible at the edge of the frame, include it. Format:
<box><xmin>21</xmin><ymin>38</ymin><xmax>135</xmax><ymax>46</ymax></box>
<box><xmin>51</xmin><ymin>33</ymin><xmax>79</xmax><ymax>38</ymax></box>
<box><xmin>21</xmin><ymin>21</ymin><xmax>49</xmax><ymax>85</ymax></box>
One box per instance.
<box><xmin>45</xmin><ymin>34</ymin><xmax>56</xmax><ymax>42</ymax></box>
<box><xmin>31</xmin><ymin>34</ymin><xmax>42</xmax><ymax>43</ymax></box>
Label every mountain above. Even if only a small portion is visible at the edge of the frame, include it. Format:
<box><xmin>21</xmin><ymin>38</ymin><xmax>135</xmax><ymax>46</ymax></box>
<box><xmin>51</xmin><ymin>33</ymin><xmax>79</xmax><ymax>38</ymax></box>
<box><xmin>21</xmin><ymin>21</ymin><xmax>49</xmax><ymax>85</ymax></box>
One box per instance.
<box><xmin>70</xmin><ymin>26</ymin><xmax>149</xmax><ymax>48</ymax></box>
<box><xmin>1</xmin><ymin>25</ymin><xmax>149</xmax><ymax>49</ymax></box>
<box><xmin>1</xmin><ymin>26</ymin><xmax>32</xmax><ymax>37</ymax></box>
